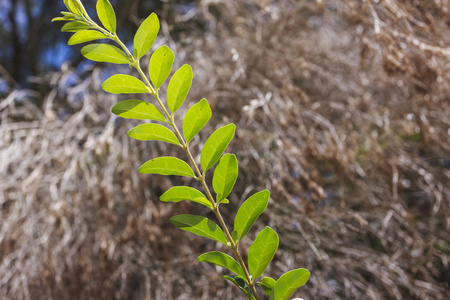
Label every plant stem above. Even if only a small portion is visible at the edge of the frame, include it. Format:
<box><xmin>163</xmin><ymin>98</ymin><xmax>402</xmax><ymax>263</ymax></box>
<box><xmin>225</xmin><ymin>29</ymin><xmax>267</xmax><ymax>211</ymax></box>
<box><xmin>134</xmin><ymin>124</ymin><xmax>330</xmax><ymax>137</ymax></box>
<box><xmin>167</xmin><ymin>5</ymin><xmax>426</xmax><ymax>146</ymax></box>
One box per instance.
<box><xmin>138</xmin><ymin>62</ymin><xmax>261</xmax><ymax>300</ymax></box>
<box><xmin>102</xmin><ymin>28</ymin><xmax>261</xmax><ymax>299</ymax></box>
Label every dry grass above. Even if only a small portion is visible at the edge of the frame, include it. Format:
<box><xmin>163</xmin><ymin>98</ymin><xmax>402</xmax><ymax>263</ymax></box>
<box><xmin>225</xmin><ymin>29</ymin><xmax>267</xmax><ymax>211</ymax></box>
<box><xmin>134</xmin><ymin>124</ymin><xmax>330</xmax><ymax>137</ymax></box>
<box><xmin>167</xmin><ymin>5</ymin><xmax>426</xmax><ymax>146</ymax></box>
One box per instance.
<box><xmin>1</xmin><ymin>0</ymin><xmax>449</xmax><ymax>299</ymax></box>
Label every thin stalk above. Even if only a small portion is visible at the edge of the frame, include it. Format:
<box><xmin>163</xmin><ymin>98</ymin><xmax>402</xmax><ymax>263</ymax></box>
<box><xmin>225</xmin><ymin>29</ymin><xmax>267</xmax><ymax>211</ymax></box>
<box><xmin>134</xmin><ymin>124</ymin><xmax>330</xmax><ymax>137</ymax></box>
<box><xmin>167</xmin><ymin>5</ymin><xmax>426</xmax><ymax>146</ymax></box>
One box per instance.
<box><xmin>101</xmin><ymin>27</ymin><xmax>261</xmax><ymax>299</ymax></box>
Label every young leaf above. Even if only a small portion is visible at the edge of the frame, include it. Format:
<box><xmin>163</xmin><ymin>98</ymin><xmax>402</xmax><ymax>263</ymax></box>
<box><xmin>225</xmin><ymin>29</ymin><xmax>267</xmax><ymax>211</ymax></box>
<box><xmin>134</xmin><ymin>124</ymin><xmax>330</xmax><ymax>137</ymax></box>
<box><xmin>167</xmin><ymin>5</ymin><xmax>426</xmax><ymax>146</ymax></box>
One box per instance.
<box><xmin>81</xmin><ymin>44</ymin><xmax>129</xmax><ymax>64</ymax></box>
<box><xmin>167</xmin><ymin>64</ymin><xmax>193</xmax><ymax>113</ymax></box>
<box><xmin>248</xmin><ymin>226</ymin><xmax>279</xmax><ymax>280</ymax></box>
<box><xmin>269</xmin><ymin>269</ymin><xmax>311</xmax><ymax>300</ymax></box>
<box><xmin>234</xmin><ymin>190</ymin><xmax>270</xmax><ymax>243</ymax></box>
<box><xmin>102</xmin><ymin>74</ymin><xmax>148</xmax><ymax>94</ymax></box>
<box><xmin>213</xmin><ymin>154</ymin><xmax>238</xmax><ymax>202</ymax></box>
<box><xmin>200</xmin><ymin>123</ymin><xmax>236</xmax><ymax>173</ymax></box>
<box><xmin>111</xmin><ymin>100</ymin><xmax>166</xmax><ymax>122</ymax></box>
<box><xmin>134</xmin><ymin>13</ymin><xmax>159</xmax><ymax>59</ymax></box>
<box><xmin>160</xmin><ymin>186</ymin><xmax>212</xmax><ymax>209</ymax></box>
<box><xmin>64</xmin><ymin>0</ymin><xmax>78</xmax><ymax>14</ymax></box>
<box><xmin>149</xmin><ymin>45</ymin><xmax>174</xmax><ymax>89</ymax></box>
<box><xmin>183</xmin><ymin>98</ymin><xmax>211</xmax><ymax>143</ymax></box>
<box><xmin>139</xmin><ymin>157</ymin><xmax>195</xmax><ymax>177</ymax></box>
<box><xmin>169</xmin><ymin>215</ymin><xmax>228</xmax><ymax>245</ymax></box>
<box><xmin>258</xmin><ymin>277</ymin><xmax>276</xmax><ymax>296</ymax></box>
<box><xmin>68</xmin><ymin>30</ymin><xmax>107</xmax><ymax>45</ymax></box>
<box><xmin>61</xmin><ymin>21</ymin><xmax>90</xmax><ymax>32</ymax></box>
<box><xmin>198</xmin><ymin>251</ymin><xmax>246</xmax><ymax>278</ymax></box>
<box><xmin>96</xmin><ymin>0</ymin><xmax>116</xmax><ymax>33</ymax></box>
<box><xmin>128</xmin><ymin>124</ymin><xmax>180</xmax><ymax>146</ymax></box>
<box><xmin>221</xmin><ymin>275</ymin><xmax>255</xmax><ymax>300</ymax></box>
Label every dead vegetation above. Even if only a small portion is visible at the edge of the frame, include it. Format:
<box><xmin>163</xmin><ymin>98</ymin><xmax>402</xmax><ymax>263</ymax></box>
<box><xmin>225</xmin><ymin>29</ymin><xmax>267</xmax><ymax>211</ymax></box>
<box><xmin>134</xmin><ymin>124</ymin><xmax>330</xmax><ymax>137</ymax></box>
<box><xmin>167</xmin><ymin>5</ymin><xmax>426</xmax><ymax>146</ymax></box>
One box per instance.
<box><xmin>1</xmin><ymin>0</ymin><xmax>449</xmax><ymax>299</ymax></box>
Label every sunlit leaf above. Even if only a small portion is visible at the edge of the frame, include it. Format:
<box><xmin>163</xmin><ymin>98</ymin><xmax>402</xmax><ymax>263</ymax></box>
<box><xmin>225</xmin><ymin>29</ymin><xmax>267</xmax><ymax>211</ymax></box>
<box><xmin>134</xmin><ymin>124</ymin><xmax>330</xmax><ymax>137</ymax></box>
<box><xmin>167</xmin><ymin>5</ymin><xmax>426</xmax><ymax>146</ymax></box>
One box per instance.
<box><xmin>269</xmin><ymin>269</ymin><xmax>310</xmax><ymax>300</ymax></box>
<box><xmin>167</xmin><ymin>64</ymin><xmax>193</xmax><ymax>113</ymax></box>
<box><xmin>213</xmin><ymin>154</ymin><xmax>238</xmax><ymax>202</ymax></box>
<box><xmin>64</xmin><ymin>0</ymin><xmax>78</xmax><ymax>14</ymax></box>
<box><xmin>258</xmin><ymin>277</ymin><xmax>276</xmax><ymax>296</ymax></box>
<box><xmin>221</xmin><ymin>275</ymin><xmax>255</xmax><ymax>300</ymax></box>
<box><xmin>183</xmin><ymin>98</ymin><xmax>211</xmax><ymax>143</ymax></box>
<box><xmin>134</xmin><ymin>13</ymin><xmax>159</xmax><ymax>59</ymax></box>
<box><xmin>96</xmin><ymin>0</ymin><xmax>116</xmax><ymax>33</ymax></box>
<box><xmin>169</xmin><ymin>215</ymin><xmax>228</xmax><ymax>245</ymax></box>
<box><xmin>198</xmin><ymin>251</ymin><xmax>246</xmax><ymax>278</ymax></box>
<box><xmin>111</xmin><ymin>100</ymin><xmax>166</xmax><ymax>122</ymax></box>
<box><xmin>68</xmin><ymin>30</ymin><xmax>107</xmax><ymax>45</ymax></box>
<box><xmin>248</xmin><ymin>227</ymin><xmax>279</xmax><ymax>280</ymax></box>
<box><xmin>139</xmin><ymin>157</ymin><xmax>195</xmax><ymax>177</ymax></box>
<box><xmin>200</xmin><ymin>123</ymin><xmax>235</xmax><ymax>173</ymax></box>
<box><xmin>102</xmin><ymin>74</ymin><xmax>148</xmax><ymax>94</ymax></box>
<box><xmin>233</xmin><ymin>190</ymin><xmax>270</xmax><ymax>243</ymax></box>
<box><xmin>81</xmin><ymin>44</ymin><xmax>129</xmax><ymax>64</ymax></box>
<box><xmin>128</xmin><ymin>124</ymin><xmax>180</xmax><ymax>146</ymax></box>
<box><xmin>61</xmin><ymin>21</ymin><xmax>90</xmax><ymax>32</ymax></box>
<box><xmin>149</xmin><ymin>45</ymin><xmax>174</xmax><ymax>89</ymax></box>
<box><xmin>160</xmin><ymin>187</ymin><xmax>212</xmax><ymax>209</ymax></box>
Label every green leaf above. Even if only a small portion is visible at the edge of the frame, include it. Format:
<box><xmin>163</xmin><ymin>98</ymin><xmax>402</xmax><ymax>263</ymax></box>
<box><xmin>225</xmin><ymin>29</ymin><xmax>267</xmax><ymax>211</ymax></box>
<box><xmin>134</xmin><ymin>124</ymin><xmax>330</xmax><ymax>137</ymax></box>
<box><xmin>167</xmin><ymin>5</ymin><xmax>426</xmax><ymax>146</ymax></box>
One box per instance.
<box><xmin>52</xmin><ymin>17</ymin><xmax>69</xmax><ymax>22</ymax></box>
<box><xmin>258</xmin><ymin>277</ymin><xmax>276</xmax><ymax>296</ymax></box>
<box><xmin>169</xmin><ymin>215</ymin><xmax>228</xmax><ymax>245</ymax></box>
<box><xmin>248</xmin><ymin>227</ymin><xmax>279</xmax><ymax>280</ymax></box>
<box><xmin>213</xmin><ymin>154</ymin><xmax>238</xmax><ymax>202</ymax></box>
<box><xmin>200</xmin><ymin>123</ymin><xmax>236</xmax><ymax>172</ymax></box>
<box><xmin>221</xmin><ymin>275</ymin><xmax>255</xmax><ymax>300</ymax></box>
<box><xmin>61</xmin><ymin>21</ymin><xmax>90</xmax><ymax>32</ymax></box>
<box><xmin>160</xmin><ymin>186</ymin><xmax>212</xmax><ymax>209</ymax></box>
<box><xmin>102</xmin><ymin>74</ymin><xmax>148</xmax><ymax>94</ymax></box>
<box><xmin>198</xmin><ymin>251</ymin><xmax>246</xmax><ymax>278</ymax></box>
<box><xmin>183</xmin><ymin>98</ymin><xmax>211</xmax><ymax>143</ymax></box>
<box><xmin>269</xmin><ymin>269</ymin><xmax>311</xmax><ymax>300</ymax></box>
<box><xmin>134</xmin><ymin>13</ymin><xmax>159</xmax><ymax>59</ymax></box>
<box><xmin>111</xmin><ymin>100</ymin><xmax>166</xmax><ymax>122</ymax></box>
<box><xmin>68</xmin><ymin>30</ymin><xmax>107</xmax><ymax>45</ymax></box>
<box><xmin>149</xmin><ymin>45</ymin><xmax>174</xmax><ymax>89</ymax></box>
<box><xmin>139</xmin><ymin>157</ymin><xmax>195</xmax><ymax>177</ymax></box>
<box><xmin>64</xmin><ymin>0</ymin><xmax>78</xmax><ymax>14</ymax></box>
<box><xmin>96</xmin><ymin>0</ymin><xmax>116</xmax><ymax>33</ymax></box>
<box><xmin>167</xmin><ymin>64</ymin><xmax>193</xmax><ymax>113</ymax></box>
<box><xmin>81</xmin><ymin>44</ymin><xmax>129</xmax><ymax>64</ymax></box>
<box><xmin>128</xmin><ymin>124</ymin><xmax>180</xmax><ymax>146</ymax></box>
<box><xmin>234</xmin><ymin>190</ymin><xmax>270</xmax><ymax>243</ymax></box>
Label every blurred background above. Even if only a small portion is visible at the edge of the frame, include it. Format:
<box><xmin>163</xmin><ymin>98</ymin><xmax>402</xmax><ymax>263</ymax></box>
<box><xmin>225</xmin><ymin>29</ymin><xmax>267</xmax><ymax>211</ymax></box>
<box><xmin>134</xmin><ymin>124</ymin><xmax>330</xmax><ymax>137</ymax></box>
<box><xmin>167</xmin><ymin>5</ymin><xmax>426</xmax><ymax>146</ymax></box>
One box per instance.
<box><xmin>1</xmin><ymin>0</ymin><xmax>449</xmax><ymax>299</ymax></box>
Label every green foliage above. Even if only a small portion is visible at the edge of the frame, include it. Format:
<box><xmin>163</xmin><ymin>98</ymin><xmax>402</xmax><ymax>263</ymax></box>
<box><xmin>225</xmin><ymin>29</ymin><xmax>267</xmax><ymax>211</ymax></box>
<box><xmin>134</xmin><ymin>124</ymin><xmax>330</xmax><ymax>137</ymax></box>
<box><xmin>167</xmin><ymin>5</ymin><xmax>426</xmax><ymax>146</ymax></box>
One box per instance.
<box><xmin>111</xmin><ymin>100</ymin><xmax>166</xmax><ymax>122</ymax></box>
<box><xmin>198</xmin><ymin>251</ymin><xmax>246</xmax><ymax>278</ymax></box>
<box><xmin>139</xmin><ymin>157</ymin><xmax>195</xmax><ymax>177</ymax></box>
<box><xmin>128</xmin><ymin>123</ymin><xmax>180</xmax><ymax>145</ymax></box>
<box><xmin>96</xmin><ymin>0</ymin><xmax>116</xmax><ymax>33</ymax></box>
<box><xmin>68</xmin><ymin>30</ymin><xmax>107</xmax><ymax>45</ymax></box>
<box><xmin>213</xmin><ymin>154</ymin><xmax>238</xmax><ymax>202</ymax></box>
<box><xmin>221</xmin><ymin>275</ymin><xmax>255</xmax><ymax>300</ymax></box>
<box><xmin>102</xmin><ymin>74</ymin><xmax>148</xmax><ymax>94</ymax></box>
<box><xmin>149</xmin><ymin>45</ymin><xmax>175</xmax><ymax>89</ymax></box>
<box><xmin>61</xmin><ymin>21</ymin><xmax>90</xmax><ymax>32</ymax></box>
<box><xmin>269</xmin><ymin>269</ymin><xmax>311</xmax><ymax>300</ymax></box>
<box><xmin>248</xmin><ymin>227</ymin><xmax>279</xmax><ymax>280</ymax></box>
<box><xmin>200</xmin><ymin>123</ymin><xmax>236</xmax><ymax>173</ymax></box>
<box><xmin>81</xmin><ymin>44</ymin><xmax>129</xmax><ymax>64</ymax></box>
<box><xmin>133</xmin><ymin>13</ymin><xmax>159</xmax><ymax>59</ymax></box>
<box><xmin>160</xmin><ymin>186</ymin><xmax>212</xmax><ymax>209</ymax></box>
<box><xmin>183</xmin><ymin>98</ymin><xmax>211</xmax><ymax>143</ymax></box>
<box><xmin>56</xmin><ymin>1</ymin><xmax>310</xmax><ymax>299</ymax></box>
<box><xmin>167</xmin><ymin>64</ymin><xmax>193</xmax><ymax>113</ymax></box>
<box><xmin>170</xmin><ymin>215</ymin><xmax>228</xmax><ymax>245</ymax></box>
<box><xmin>258</xmin><ymin>277</ymin><xmax>276</xmax><ymax>296</ymax></box>
<box><xmin>234</xmin><ymin>190</ymin><xmax>270</xmax><ymax>243</ymax></box>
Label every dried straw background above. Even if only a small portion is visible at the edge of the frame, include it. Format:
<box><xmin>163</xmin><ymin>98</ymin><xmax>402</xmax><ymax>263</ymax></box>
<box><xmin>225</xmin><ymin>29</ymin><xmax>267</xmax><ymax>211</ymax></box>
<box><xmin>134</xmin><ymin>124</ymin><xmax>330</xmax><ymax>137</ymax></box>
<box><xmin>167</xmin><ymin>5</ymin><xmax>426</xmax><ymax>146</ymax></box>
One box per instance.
<box><xmin>1</xmin><ymin>0</ymin><xmax>449</xmax><ymax>299</ymax></box>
